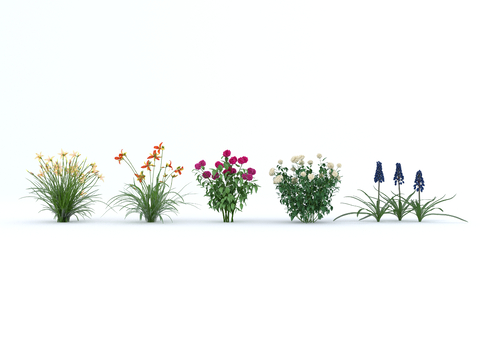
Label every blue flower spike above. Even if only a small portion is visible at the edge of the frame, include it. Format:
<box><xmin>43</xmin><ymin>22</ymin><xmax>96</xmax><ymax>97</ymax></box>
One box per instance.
<box><xmin>374</xmin><ymin>161</ymin><xmax>384</xmax><ymax>183</ymax></box>
<box><xmin>414</xmin><ymin>170</ymin><xmax>425</xmax><ymax>192</ymax></box>
<box><xmin>394</xmin><ymin>163</ymin><xmax>404</xmax><ymax>186</ymax></box>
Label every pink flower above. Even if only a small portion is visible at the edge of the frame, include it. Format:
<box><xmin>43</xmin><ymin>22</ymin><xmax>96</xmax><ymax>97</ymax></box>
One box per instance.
<box><xmin>238</xmin><ymin>156</ymin><xmax>248</xmax><ymax>165</ymax></box>
<box><xmin>199</xmin><ymin>160</ymin><xmax>206</xmax><ymax>167</ymax></box>
<box><xmin>242</xmin><ymin>173</ymin><xmax>248</xmax><ymax>180</ymax></box>
<box><xmin>248</xmin><ymin>167</ymin><xmax>256</xmax><ymax>175</ymax></box>
<box><xmin>246</xmin><ymin>174</ymin><xmax>253</xmax><ymax>181</ymax></box>
<box><xmin>215</xmin><ymin>161</ymin><xmax>223</xmax><ymax>169</ymax></box>
<box><xmin>230</xmin><ymin>167</ymin><xmax>237</xmax><ymax>174</ymax></box>
<box><xmin>229</xmin><ymin>156</ymin><xmax>237</xmax><ymax>165</ymax></box>
<box><xmin>194</xmin><ymin>163</ymin><xmax>201</xmax><ymax>170</ymax></box>
<box><xmin>202</xmin><ymin>171</ymin><xmax>211</xmax><ymax>178</ymax></box>
<box><xmin>223</xmin><ymin>150</ymin><xmax>231</xmax><ymax>157</ymax></box>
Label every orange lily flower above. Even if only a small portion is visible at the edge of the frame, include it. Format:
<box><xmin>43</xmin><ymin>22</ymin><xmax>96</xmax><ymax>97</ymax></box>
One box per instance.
<box><xmin>154</xmin><ymin>142</ymin><xmax>165</xmax><ymax>151</ymax></box>
<box><xmin>165</xmin><ymin>160</ymin><xmax>172</xmax><ymax>169</ymax></box>
<box><xmin>115</xmin><ymin>149</ymin><xmax>127</xmax><ymax>164</ymax></box>
<box><xmin>147</xmin><ymin>150</ymin><xmax>161</xmax><ymax>161</ymax></box>
<box><xmin>174</xmin><ymin>166</ymin><xmax>184</xmax><ymax>175</ymax></box>
<box><xmin>135</xmin><ymin>171</ymin><xmax>146</xmax><ymax>183</ymax></box>
<box><xmin>141</xmin><ymin>160</ymin><xmax>155</xmax><ymax>171</ymax></box>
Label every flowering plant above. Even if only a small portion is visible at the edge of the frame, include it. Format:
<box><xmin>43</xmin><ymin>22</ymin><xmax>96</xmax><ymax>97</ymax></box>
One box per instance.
<box><xmin>409</xmin><ymin>170</ymin><xmax>467</xmax><ymax>222</ymax></box>
<box><xmin>334</xmin><ymin>163</ymin><xmax>467</xmax><ymax>223</ymax></box>
<box><xmin>107</xmin><ymin>143</ymin><xmax>193</xmax><ymax>222</ymax></box>
<box><xmin>270</xmin><ymin>153</ymin><xmax>342</xmax><ymax>222</ymax></box>
<box><xmin>333</xmin><ymin>161</ymin><xmax>391</xmax><ymax>222</ymax></box>
<box><xmin>23</xmin><ymin>150</ymin><xmax>104</xmax><ymax>222</ymax></box>
<box><xmin>192</xmin><ymin>149</ymin><xmax>259</xmax><ymax>222</ymax></box>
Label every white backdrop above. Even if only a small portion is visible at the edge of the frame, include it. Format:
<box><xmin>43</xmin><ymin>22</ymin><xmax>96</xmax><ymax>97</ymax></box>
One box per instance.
<box><xmin>1</xmin><ymin>1</ymin><xmax>479</xmax><ymax>359</ymax></box>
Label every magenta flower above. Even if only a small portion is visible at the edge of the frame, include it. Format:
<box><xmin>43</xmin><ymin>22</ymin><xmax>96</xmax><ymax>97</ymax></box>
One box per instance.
<box><xmin>230</xmin><ymin>167</ymin><xmax>237</xmax><ymax>174</ymax></box>
<box><xmin>246</xmin><ymin>174</ymin><xmax>253</xmax><ymax>181</ymax></box>
<box><xmin>215</xmin><ymin>161</ymin><xmax>223</xmax><ymax>169</ymax></box>
<box><xmin>247</xmin><ymin>168</ymin><xmax>256</xmax><ymax>175</ymax></box>
<box><xmin>229</xmin><ymin>156</ymin><xmax>237</xmax><ymax>165</ymax></box>
<box><xmin>199</xmin><ymin>160</ymin><xmax>206</xmax><ymax>167</ymax></box>
<box><xmin>242</xmin><ymin>173</ymin><xmax>248</xmax><ymax>180</ymax></box>
<box><xmin>238</xmin><ymin>156</ymin><xmax>248</xmax><ymax>165</ymax></box>
<box><xmin>202</xmin><ymin>171</ymin><xmax>211</xmax><ymax>179</ymax></box>
<box><xmin>213</xmin><ymin>172</ymin><xmax>220</xmax><ymax>180</ymax></box>
<box><xmin>223</xmin><ymin>150</ymin><xmax>231</xmax><ymax>157</ymax></box>
<box><xmin>194</xmin><ymin>163</ymin><xmax>201</xmax><ymax>170</ymax></box>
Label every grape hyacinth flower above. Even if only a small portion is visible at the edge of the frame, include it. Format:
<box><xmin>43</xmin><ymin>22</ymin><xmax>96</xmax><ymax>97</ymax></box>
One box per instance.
<box><xmin>374</xmin><ymin>161</ymin><xmax>384</xmax><ymax>183</ymax></box>
<box><xmin>414</xmin><ymin>170</ymin><xmax>425</xmax><ymax>193</ymax></box>
<box><xmin>394</xmin><ymin>163</ymin><xmax>404</xmax><ymax>186</ymax></box>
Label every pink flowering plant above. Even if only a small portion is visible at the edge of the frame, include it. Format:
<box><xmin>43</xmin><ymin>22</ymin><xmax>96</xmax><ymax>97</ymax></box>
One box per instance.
<box><xmin>192</xmin><ymin>149</ymin><xmax>259</xmax><ymax>222</ymax></box>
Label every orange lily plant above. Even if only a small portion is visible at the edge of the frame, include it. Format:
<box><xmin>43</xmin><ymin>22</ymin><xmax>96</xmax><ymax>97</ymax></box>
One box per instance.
<box><xmin>106</xmin><ymin>142</ymin><xmax>194</xmax><ymax>222</ymax></box>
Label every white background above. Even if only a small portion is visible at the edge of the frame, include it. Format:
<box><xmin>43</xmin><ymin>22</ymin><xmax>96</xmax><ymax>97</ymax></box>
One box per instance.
<box><xmin>1</xmin><ymin>1</ymin><xmax>479</xmax><ymax>359</ymax></box>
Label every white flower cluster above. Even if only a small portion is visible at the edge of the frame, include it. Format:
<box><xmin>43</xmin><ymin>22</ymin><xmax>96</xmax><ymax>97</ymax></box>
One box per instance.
<box><xmin>278</xmin><ymin>159</ymin><xmax>283</xmax><ymax>165</ymax></box>
<box><xmin>291</xmin><ymin>155</ymin><xmax>305</xmax><ymax>163</ymax></box>
<box><xmin>308</xmin><ymin>173</ymin><xmax>315</xmax><ymax>181</ymax></box>
<box><xmin>300</xmin><ymin>171</ymin><xmax>306</xmax><ymax>177</ymax></box>
<box><xmin>269</xmin><ymin>168</ymin><xmax>275</xmax><ymax>176</ymax></box>
<box><xmin>273</xmin><ymin>175</ymin><xmax>283</xmax><ymax>184</ymax></box>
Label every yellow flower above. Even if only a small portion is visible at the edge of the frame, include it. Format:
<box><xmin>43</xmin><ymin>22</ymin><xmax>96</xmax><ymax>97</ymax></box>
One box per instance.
<box><xmin>69</xmin><ymin>151</ymin><xmax>80</xmax><ymax>158</ymax></box>
<box><xmin>58</xmin><ymin>149</ymin><xmax>68</xmax><ymax>158</ymax></box>
<box><xmin>35</xmin><ymin>152</ymin><xmax>43</xmax><ymax>160</ymax></box>
<box><xmin>98</xmin><ymin>174</ymin><xmax>105</xmax><ymax>182</ymax></box>
<box><xmin>45</xmin><ymin>156</ymin><xmax>54</xmax><ymax>162</ymax></box>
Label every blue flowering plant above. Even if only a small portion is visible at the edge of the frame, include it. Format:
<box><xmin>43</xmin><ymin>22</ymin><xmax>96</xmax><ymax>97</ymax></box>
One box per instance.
<box><xmin>333</xmin><ymin>161</ymin><xmax>392</xmax><ymax>222</ymax></box>
<box><xmin>387</xmin><ymin>163</ymin><xmax>415</xmax><ymax>221</ymax></box>
<box><xmin>409</xmin><ymin>170</ymin><xmax>467</xmax><ymax>222</ymax></box>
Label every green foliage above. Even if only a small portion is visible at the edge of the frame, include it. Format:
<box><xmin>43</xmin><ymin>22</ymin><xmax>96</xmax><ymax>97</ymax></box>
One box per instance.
<box><xmin>271</xmin><ymin>155</ymin><xmax>341</xmax><ymax>223</ymax></box>
<box><xmin>388</xmin><ymin>190</ymin><xmax>415</xmax><ymax>221</ymax></box>
<box><xmin>333</xmin><ymin>187</ymin><xmax>391</xmax><ymax>222</ymax></box>
<box><xmin>409</xmin><ymin>193</ymin><xmax>467</xmax><ymax>222</ymax></box>
<box><xmin>23</xmin><ymin>151</ymin><xmax>104</xmax><ymax>222</ymax></box>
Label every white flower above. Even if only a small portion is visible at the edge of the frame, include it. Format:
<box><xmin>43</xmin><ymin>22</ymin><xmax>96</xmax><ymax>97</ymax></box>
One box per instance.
<box><xmin>292</xmin><ymin>177</ymin><xmax>298</xmax><ymax>184</ymax></box>
<box><xmin>331</xmin><ymin>170</ymin><xmax>338</xmax><ymax>178</ymax></box>
<box><xmin>308</xmin><ymin>160</ymin><xmax>313</xmax><ymax>165</ymax></box>
<box><xmin>300</xmin><ymin>171</ymin><xmax>306</xmax><ymax>177</ymax></box>
<box><xmin>317</xmin><ymin>153</ymin><xmax>322</xmax><ymax>159</ymax></box>
<box><xmin>337</xmin><ymin>163</ymin><xmax>342</xmax><ymax>168</ymax></box>
<box><xmin>298</xmin><ymin>155</ymin><xmax>305</xmax><ymax>161</ymax></box>
<box><xmin>273</xmin><ymin>175</ymin><xmax>283</xmax><ymax>184</ymax></box>
<box><xmin>269</xmin><ymin>168</ymin><xmax>275</xmax><ymax>176</ymax></box>
<box><xmin>308</xmin><ymin>173</ymin><xmax>315</xmax><ymax>181</ymax></box>
<box><xmin>299</xmin><ymin>160</ymin><xmax>305</xmax><ymax>165</ymax></box>
<box><xmin>278</xmin><ymin>159</ymin><xmax>283</xmax><ymax>165</ymax></box>
<box><xmin>291</xmin><ymin>167</ymin><xmax>296</xmax><ymax>172</ymax></box>
<box><xmin>327</xmin><ymin>162</ymin><xmax>334</xmax><ymax>169</ymax></box>
<box><xmin>291</xmin><ymin>155</ymin><xmax>299</xmax><ymax>163</ymax></box>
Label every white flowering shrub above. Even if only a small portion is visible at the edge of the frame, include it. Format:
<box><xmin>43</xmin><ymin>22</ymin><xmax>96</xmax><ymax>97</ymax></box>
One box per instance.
<box><xmin>271</xmin><ymin>153</ymin><xmax>342</xmax><ymax>223</ymax></box>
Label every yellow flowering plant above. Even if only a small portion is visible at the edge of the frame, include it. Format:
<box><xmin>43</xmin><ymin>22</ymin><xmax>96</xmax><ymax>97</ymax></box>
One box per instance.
<box><xmin>22</xmin><ymin>150</ymin><xmax>105</xmax><ymax>222</ymax></box>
